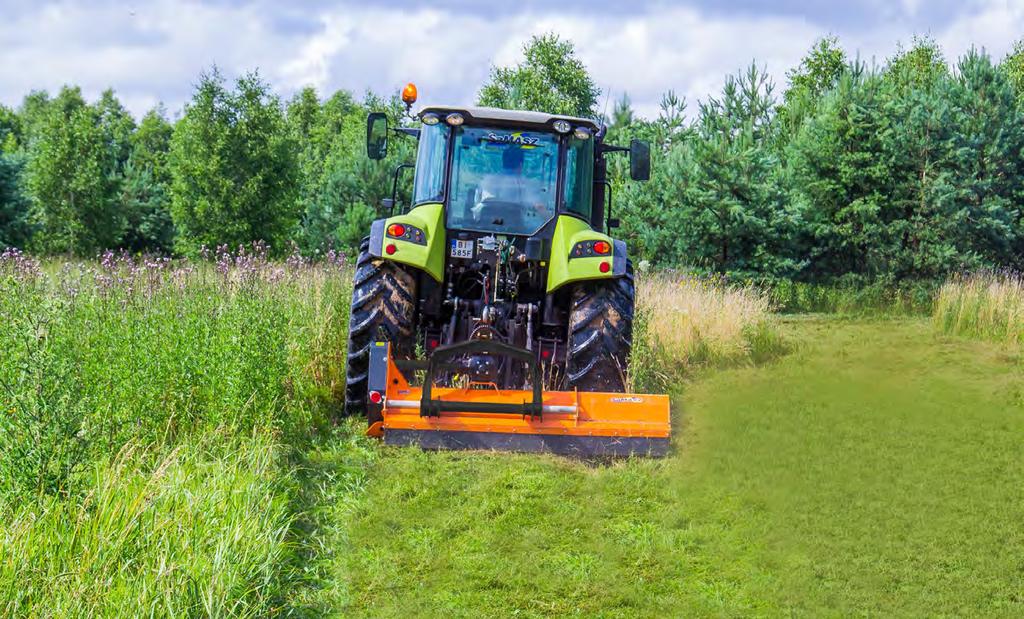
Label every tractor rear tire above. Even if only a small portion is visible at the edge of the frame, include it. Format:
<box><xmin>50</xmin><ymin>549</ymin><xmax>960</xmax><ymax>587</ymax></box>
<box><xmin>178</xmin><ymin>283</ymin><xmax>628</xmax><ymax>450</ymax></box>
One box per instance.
<box><xmin>344</xmin><ymin>237</ymin><xmax>417</xmax><ymax>417</ymax></box>
<box><xmin>565</xmin><ymin>263</ymin><xmax>635</xmax><ymax>393</ymax></box>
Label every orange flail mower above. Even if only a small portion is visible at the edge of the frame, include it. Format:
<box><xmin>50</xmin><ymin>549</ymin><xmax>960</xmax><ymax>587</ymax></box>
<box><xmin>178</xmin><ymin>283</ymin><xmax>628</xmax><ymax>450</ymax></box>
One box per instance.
<box><xmin>365</xmin><ymin>341</ymin><xmax>671</xmax><ymax>457</ymax></box>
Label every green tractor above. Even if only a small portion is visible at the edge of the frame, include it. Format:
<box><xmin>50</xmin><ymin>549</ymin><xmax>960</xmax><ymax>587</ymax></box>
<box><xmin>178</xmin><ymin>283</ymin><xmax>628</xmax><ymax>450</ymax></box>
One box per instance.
<box><xmin>346</xmin><ymin>92</ymin><xmax>651</xmax><ymax>428</ymax></box>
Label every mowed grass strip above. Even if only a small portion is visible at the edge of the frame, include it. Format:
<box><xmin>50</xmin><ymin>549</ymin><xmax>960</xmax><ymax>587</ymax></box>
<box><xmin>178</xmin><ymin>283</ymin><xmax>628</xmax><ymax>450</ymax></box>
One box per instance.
<box><xmin>343</xmin><ymin>318</ymin><xmax>1024</xmax><ymax>617</ymax></box>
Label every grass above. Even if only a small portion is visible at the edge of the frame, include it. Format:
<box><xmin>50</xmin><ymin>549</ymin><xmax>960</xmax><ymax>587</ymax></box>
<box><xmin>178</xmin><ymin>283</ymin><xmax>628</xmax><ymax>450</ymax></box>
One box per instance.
<box><xmin>769</xmin><ymin>278</ymin><xmax>937</xmax><ymax>315</ymax></box>
<box><xmin>7</xmin><ymin>250</ymin><xmax>1020</xmax><ymax>616</ymax></box>
<box><xmin>1</xmin><ymin>438</ymin><xmax>294</xmax><ymax>617</ymax></box>
<box><xmin>630</xmin><ymin>272</ymin><xmax>783</xmax><ymax>391</ymax></box>
<box><xmin>934</xmin><ymin>270</ymin><xmax>1024</xmax><ymax>344</ymax></box>
<box><xmin>0</xmin><ymin>246</ymin><xmax>355</xmax><ymax>615</ymax></box>
<box><xmin>343</xmin><ymin>317</ymin><xmax>1024</xmax><ymax>616</ymax></box>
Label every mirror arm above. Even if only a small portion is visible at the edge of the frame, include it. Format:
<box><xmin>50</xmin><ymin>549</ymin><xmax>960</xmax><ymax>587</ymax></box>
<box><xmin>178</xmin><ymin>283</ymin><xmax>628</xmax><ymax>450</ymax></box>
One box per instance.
<box><xmin>597</xmin><ymin>143</ymin><xmax>628</xmax><ymax>155</ymax></box>
<box><xmin>596</xmin><ymin>179</ymin><xmax>617</xmax><ymax>231</ymax></box>
<box><xmin>389</xmin><ymin>163</ymin><xmax>415</xmax><ymax>215</ymax></box>
<box><xmin>394</xmin><ymin>127</ymin><xmax>421</xmax><ymax>139</ymax></box>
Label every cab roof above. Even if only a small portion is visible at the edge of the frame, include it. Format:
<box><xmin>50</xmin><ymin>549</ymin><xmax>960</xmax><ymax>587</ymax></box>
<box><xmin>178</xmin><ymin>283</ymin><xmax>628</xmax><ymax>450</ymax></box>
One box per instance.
<box><xmin>418</xmin><ymin>105</ymin><xmax>601</xmax><ymax>131</ymax></box>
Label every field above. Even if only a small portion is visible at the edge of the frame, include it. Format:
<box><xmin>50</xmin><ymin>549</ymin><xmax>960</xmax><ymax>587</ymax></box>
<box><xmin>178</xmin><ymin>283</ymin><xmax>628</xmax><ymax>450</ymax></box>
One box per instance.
<box><xmin>2</xmin><ymin>255</ymin><xmax>1023</xmax><ymax>616</ymax></box>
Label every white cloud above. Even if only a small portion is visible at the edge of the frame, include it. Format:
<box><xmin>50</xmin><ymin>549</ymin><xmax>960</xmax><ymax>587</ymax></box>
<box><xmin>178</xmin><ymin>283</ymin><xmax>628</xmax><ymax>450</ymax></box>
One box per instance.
<box><xmin>1</xmin><ymin>1</ymin><xmax>1023</xmax><ymax>121</ymax></box>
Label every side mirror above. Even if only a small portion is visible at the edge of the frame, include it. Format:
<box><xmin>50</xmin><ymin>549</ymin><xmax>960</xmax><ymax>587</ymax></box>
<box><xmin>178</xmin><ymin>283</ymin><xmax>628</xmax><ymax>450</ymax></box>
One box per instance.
<box><xmin>629</xmin><ymin>139</ymin><xmax>650</xmax><ymax>181</ymax></box>
<box><xmin>366</xmin><ymin>112</ymin><xmax>388</xmax><ymax>160</ymax></box>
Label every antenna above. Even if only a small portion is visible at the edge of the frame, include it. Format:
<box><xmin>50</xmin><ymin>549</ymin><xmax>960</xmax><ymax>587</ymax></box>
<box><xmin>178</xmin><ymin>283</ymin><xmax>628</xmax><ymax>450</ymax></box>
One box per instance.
<box><xmin>600</xmin><ymin>86</ymin><xmax>612</xmax><ymax>130</ymax></box>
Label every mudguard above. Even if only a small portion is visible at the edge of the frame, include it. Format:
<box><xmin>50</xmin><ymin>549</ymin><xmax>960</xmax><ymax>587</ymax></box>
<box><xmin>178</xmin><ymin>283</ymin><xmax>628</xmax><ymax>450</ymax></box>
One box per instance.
<box><xmin>546</xmin><ymin>215</ymin><xmax>628</xmax><ymax>293</ymax></box>
<box><xmin>368</xmin><ymin>202</ymin><xmax>446</xmax><ymax>281</ymax></box>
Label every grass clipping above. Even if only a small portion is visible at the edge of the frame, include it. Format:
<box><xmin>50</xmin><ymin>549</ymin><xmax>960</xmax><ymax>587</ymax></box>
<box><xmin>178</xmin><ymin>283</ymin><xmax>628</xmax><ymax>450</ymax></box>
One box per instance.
<box><xmin>630</xmin><ymin>272</ymin><xmax>781</xmax><ymax>392</ymax></box>
<box><xmin>934</xmin><ymin>271</ymin><xmax>1024</xmax><ymax>344</ymax></box>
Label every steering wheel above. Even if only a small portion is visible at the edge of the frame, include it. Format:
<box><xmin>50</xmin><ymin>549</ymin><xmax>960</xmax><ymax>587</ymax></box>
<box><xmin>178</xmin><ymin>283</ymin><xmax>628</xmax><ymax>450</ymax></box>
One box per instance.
<box><xmin>474</xmin><ymin>198</ymin><xmax>522</xmax><ymax>227</ymax></box>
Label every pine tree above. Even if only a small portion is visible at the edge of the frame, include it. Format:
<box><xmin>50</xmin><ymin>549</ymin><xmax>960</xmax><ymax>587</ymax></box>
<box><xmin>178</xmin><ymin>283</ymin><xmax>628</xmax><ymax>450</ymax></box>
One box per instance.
<box><xmin>786</xmin><ymin>66</ymin><xmax>892</xmax><ymax>280</ymax></box>
<box><xmin>637</xmin><ymin>65</ymin><xmax>798</xmax><ymax>276</ymax></box>
<box><xmin>879</xmin><ymin>38</ymin><xmax>960</xmax><ymax>279</ymax></box>
<box><xmin>945</xmin><ymin>49</ymin><xmax>1024</xmax><ymax>268</ymax></box>
<box><xmin>0</xmin><ymin>152</ymin><xmax>32</xmax><ymax>249</ymax></box>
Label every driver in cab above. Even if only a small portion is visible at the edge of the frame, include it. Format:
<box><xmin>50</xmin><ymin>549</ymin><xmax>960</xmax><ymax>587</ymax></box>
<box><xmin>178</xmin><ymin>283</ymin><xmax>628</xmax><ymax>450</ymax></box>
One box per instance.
<box><xmin>473</xmin><ymin>147</ymin><xmax>551</xmax><ymax>225</ymax></box>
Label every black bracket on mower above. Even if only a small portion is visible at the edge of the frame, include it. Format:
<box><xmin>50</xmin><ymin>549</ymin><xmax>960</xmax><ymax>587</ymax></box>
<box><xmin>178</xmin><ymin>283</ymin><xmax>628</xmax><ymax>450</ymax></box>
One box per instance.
<box><xmin>420</xmin><ymin>340</ymin><xmax>543</xmax><ymax>419</ymax></box>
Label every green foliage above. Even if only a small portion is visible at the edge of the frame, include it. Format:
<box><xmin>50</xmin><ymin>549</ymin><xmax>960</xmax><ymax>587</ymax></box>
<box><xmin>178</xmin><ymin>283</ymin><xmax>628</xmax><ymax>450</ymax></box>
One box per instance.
<box><xmin>0</xmin><ymin>153</ymin><xmax>32</xmax><ymax>248</ymax></box>
<box><xmin>0</xmin><ymin>251</ymin><xmax>350</xmax><ymax>499</ymax></box>
<box><xmin>16</xmin><ymin>90</ymin><xmax>51</xmax><ymax>148</ymax></box>
<box><xmin>122</xmin><ymin>106</ymin><xmax>176</xmax><ymax>252</ymax></box>
<box><xmin>288</xmin><ymin>89</ymin><xmax>412</xmax><ymax>252</ymax></box>
<box><xmin>0</xmin><ymin>251</ymin><xmax>365</xmax><ymax>615</ymax></box>
<box><xmin>886</xmin><ymin>35</ymin><xmax>948</xmax><ymax>92</ymax></box>
<box><xmin>0</xmin><ymin>439</ymin><xmax>296</xmax><ymax>617</ymax></box>
<box><xmin>786</xmin><ymin>66</ymin><xmax>891</xmax><ymax>279</ymax></box>
<box><xmin>478</xmin><ymin>33</ymin><xmax>600</xmax><ymax>117</ymax></box>
<box><xmin>0</xmin><ymin>105</ymin><xmax>19</xmax><ymax>153</ymax></box>
<box><xmin>168</xmin><ymin>69</ymin><xmax>299</xmax><ymax>255</ymax></box>
<box><xmin>24</xmin><ymin>87</ymin><xmax>124</xmax><ymax>255</ymax></box>
<box><xmin>1002</xmin><ymin>40</ymin><xmax>1024</xmax><ymax>103</ymax></box>
<box><xmin>621</xmin><ymin>65</ymin><xmax>799</xmax><ymax>277</ymax></box>
<box><xmin>946</xmin><ymin>49</ymin><xmax>1024</xmax><ymax>267</ymax></box>
<box><xmin>778</xmin><ymin>36</ymin><xmax>848</xmax><ymax>136</ymax></box>
<box><xmin>132</xmin><ymin>105</ymin><xmax>174</xmax><ymax>185</ymax></box>
<box><xmin>769</xmin><ymin>279</ymin><xmax>936</xmax><ymax>315</ymax></box>
<box><xmin>4</xmin><ymin>36</ymin><xmax>1024</xmax><ymax>285</ymax></box>
<box><xmin>118</xmin><ymin>159</ymin><xmax>175</xmax><ymax>253</ymax></box>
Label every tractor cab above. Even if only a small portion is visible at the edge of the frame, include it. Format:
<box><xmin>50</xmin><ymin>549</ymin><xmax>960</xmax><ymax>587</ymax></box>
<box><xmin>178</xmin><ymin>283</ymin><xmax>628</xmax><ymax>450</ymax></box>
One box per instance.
<box><xmin>367</xmin><ymin>105</ymin><xmax>650</xmax><ymax>236</ymax></box>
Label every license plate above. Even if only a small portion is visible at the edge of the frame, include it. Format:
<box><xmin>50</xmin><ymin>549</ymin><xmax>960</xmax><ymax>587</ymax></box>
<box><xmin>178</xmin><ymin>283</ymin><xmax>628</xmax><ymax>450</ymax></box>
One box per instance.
<box><xmin>450</xmin><ymin>239</ymin><xmax>473</xmax><ymax>259</ymax></box>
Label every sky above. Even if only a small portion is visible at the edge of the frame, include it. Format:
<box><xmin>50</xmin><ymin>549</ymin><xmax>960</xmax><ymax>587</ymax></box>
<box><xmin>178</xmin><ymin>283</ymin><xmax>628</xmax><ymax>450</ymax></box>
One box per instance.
<box><xmin>2</xmin><ymin>0</ymin><xmax>1023</xmax><ymax>120</ymax></box>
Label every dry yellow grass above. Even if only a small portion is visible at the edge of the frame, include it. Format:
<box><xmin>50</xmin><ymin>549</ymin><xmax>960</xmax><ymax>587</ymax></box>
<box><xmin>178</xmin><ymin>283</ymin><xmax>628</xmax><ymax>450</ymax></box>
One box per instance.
<box><xmin>630</xmin><ymin>271</ymin><xmax>780</xmax><ymax>391</ymax></box>
<box><xmin>934</xmin><ymin>271</ymin><xmax>1024</xmax><ymax>343</ymax></box>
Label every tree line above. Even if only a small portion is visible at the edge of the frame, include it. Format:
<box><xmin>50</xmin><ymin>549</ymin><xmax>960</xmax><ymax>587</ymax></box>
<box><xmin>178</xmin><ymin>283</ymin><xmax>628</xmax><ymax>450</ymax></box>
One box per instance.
<box><xmin>611</xmin><ymin>36</ymin><xmax>1024</xmax><ymax>283</ymax></box>
<box><xmin>0</xmin><ymin>69</ymin><xmax>413</xmax><ymax>257</ymax></box>
<box><xmin>3</xmin><ymin>34</ymin><xmax>1024</xmax><ymax>284</ymax></box>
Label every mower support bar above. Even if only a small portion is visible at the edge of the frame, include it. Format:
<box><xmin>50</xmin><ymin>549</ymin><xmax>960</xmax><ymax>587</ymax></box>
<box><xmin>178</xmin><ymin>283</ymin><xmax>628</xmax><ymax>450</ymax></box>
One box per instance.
<box><xmin>420</xmin><ymin>339</ymin><xmax>543</xmax><ymax>418</ymax></box>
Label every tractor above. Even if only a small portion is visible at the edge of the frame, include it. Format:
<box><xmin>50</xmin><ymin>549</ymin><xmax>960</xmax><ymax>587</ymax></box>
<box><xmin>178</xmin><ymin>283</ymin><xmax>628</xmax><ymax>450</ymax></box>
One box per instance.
<box><xmin>345</xmin><ymin>85</ymin><xmax>669</xmax><ymax>456</ymax></box>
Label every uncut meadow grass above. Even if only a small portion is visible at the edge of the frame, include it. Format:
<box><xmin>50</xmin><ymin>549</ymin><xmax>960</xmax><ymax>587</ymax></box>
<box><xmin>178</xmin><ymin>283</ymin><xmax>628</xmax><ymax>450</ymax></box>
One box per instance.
<box><xmin>629</xmin><ymin>271</ymin><xmax>783</xmax><ymax>392</ymax></box>
<box><xmin>934</xmin><ymin>270</ymin><xmax>1024</xmax><ymax>343</ymax></box>
<box><xmin>0</xmin><ymin>245</ymin><xmax>353</xmax><ymax>615</ymax></box>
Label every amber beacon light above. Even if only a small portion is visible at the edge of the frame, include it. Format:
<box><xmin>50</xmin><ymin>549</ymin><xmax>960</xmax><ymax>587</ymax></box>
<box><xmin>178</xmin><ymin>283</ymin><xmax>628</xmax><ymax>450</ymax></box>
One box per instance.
<box><xmin>401</xmin><ymin>83</ymin><xmax>418</xmax><ymax>107</ymax></box>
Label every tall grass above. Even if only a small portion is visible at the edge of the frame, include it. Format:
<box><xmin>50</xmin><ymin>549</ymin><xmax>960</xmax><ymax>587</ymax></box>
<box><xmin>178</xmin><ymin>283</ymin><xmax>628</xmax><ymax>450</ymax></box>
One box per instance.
<box><xmin>769</xmin><ymin>279</ymin><xmax>936</xmax><ymax>315</ymax></box>
<box><xmin>629</xmin><ymin>272</ymin><xmax>783</xmax><ymax>392</ymax></box>
<box><xmin>0</xmin><ymin>245</ymin><xmax>353</xmax><ymax>615</ymax></box>
<box><xmin>0</xmin><ymin>439</ymin><xmax>293</xmax><ymax>617</ymax></box>
<box><xmin>933</xmin><ymin>271</ymin><xmax>1024</xmax><ymax>343</ymax></box>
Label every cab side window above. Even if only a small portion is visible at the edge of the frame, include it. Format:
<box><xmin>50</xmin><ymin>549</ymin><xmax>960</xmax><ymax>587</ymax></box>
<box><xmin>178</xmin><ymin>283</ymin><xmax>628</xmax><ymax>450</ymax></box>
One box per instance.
<box><xmin>564</xmin><ymin>136</ymin><xmax>594</xmax><ymax>219</ymax></box>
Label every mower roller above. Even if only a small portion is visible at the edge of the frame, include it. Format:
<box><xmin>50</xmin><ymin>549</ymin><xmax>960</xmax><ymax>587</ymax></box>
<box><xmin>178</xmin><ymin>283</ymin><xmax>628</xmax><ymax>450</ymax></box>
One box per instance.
<box><xmin>346</xmin><ymin>85</ymin><xmax>671</xmax><ymax>457</ymax></box>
